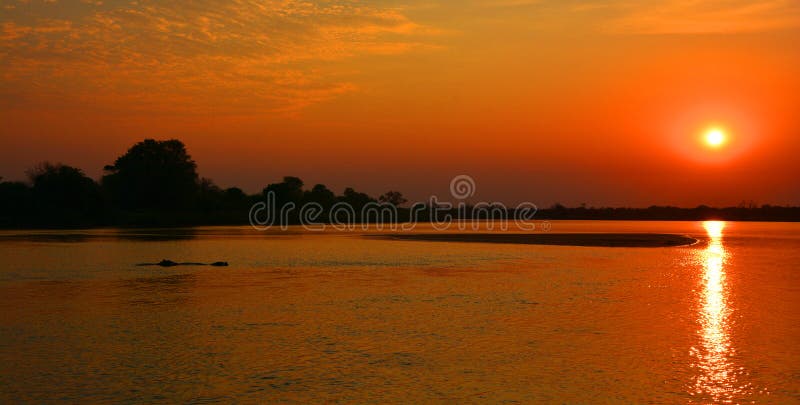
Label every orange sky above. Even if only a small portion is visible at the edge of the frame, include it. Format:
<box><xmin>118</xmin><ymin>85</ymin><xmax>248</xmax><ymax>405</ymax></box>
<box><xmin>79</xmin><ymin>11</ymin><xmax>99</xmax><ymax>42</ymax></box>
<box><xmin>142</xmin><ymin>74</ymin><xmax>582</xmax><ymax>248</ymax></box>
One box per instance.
<box><xmin>1</xmin><ymin>0</ymin><xmax>799</xmax><ymax>206</ymax></box>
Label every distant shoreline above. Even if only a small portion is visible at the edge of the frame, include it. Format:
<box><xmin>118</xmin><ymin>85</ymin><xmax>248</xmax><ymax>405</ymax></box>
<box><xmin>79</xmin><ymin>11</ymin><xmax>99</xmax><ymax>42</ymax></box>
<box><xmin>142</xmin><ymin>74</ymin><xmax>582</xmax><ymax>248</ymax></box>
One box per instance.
<box><xmin>2</xmin><ymin>216</ymin><xmax>800</xmax><ymax>230</ymax></box>
<box><xmin>370</xmin><ymin>233</ymin><xmax>698</xmax><ymax>247</ymax></box>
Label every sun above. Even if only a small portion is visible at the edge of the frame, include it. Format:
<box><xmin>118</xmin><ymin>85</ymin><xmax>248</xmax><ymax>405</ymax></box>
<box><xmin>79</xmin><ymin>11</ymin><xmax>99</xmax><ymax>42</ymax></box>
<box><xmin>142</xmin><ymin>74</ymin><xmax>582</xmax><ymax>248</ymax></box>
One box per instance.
<box><xmin>703</xmin><ymin>128</ymin><xmax>727</xmax><ymax>148</ymax></box>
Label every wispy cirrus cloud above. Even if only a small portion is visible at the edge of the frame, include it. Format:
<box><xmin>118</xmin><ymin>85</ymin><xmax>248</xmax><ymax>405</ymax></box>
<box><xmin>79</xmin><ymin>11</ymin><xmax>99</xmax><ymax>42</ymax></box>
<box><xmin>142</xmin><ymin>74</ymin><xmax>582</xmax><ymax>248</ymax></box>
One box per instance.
<box><xmin>0</xmin><ymin>0</ymin><xmax>441</xmax><ymax>115</ymax></box>
<box><xmin>3</xmin><ymin>0</ymin><xmax>796</xmax><ymax>118</ymax></box>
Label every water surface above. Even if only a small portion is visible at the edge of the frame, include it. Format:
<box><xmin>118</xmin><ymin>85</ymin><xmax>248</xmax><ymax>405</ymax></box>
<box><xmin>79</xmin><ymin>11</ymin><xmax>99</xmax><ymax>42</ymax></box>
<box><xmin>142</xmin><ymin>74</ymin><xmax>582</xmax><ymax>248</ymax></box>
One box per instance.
<box><xmin>1</xmin><ymin>221</ymin><xmax>798</xmax><ymax>402</ymax></box>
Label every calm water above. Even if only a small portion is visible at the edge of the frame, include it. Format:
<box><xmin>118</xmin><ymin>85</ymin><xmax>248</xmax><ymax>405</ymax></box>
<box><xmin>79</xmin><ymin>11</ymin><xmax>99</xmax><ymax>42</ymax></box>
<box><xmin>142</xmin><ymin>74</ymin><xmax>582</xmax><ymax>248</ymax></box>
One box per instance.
<box><xmin>1</xmin><ymin>221</ymin><xmax>798</xmax><ymax>403</ymax></box>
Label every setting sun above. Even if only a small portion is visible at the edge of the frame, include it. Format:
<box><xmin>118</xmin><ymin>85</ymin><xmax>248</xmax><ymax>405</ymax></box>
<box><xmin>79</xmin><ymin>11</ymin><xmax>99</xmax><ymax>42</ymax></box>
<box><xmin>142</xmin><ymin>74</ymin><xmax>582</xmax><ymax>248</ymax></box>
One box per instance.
<box><xmin>704</xmin><ymin>128</ymin><xmax>727</xmax><ymax>148</ymax></box>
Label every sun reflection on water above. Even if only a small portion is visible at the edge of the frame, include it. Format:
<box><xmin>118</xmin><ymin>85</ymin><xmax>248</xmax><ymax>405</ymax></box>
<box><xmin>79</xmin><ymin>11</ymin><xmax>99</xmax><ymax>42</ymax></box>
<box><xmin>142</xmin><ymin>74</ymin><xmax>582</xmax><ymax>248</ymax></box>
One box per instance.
<box><xmin>691</xmin><ymin>220</ymin><xmax>749</xmax><ymax>402</ymax></box>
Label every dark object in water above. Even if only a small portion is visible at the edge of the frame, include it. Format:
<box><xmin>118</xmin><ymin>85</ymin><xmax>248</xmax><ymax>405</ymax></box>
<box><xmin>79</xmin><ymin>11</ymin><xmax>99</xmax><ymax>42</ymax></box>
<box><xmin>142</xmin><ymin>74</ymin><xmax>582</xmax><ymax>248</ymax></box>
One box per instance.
<box><xmin>136</xmin><ymin>259</ymin><xmax>229</xmax><ymax>267</ymax></box>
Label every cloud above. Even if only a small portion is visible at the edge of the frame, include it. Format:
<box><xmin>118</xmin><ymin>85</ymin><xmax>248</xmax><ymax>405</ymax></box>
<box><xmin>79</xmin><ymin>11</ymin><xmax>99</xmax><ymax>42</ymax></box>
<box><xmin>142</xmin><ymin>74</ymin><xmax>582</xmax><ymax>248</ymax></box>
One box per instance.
<box><xmin>600</xmin><ymin>0</ymin><xmax>800</xmax><ymax>34</ymax></box>
<box><xmin>0</xmin><ymin>0</ymin><xmax>440</xmax><ymax>115</ymax></box>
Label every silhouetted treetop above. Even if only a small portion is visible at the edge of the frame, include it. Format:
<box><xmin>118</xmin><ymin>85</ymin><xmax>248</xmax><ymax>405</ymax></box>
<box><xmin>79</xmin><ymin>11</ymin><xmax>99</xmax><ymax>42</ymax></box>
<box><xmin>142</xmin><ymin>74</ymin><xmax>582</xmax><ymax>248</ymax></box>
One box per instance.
<box><xmin>379</xmin><ymin>191</ymin><xmax>408</xmax><ymax>207</ymax></box>
<box><xmin>102</xmin><ymin>139</ymin><xmax>199</xmax><ymax>210</ymax></box>
<box><xmin>304</xmin><ymin>184</ymin><xmax>337</xmax><ymax>209</ymax></box>
<box><xmin>263</xmin><ymin>176</ymin><xmax>305</xmax><ymax>208</ymax></box>
<box><xmin>340</xmin><ymin>187</ymin><xmax>375</xmax><ymax>210</ymax></box>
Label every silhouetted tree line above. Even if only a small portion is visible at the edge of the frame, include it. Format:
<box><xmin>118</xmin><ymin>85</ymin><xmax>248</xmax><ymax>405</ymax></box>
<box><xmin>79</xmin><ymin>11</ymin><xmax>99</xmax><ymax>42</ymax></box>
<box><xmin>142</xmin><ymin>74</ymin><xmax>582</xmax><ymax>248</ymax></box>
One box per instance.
<box><xmin>0</xmin><ymin>138</ymin><xmax>798</xmax><ymax>228</ymax></box>
<box><xmin>0</xmin><ymin>139</ymin><xmax>407</xmax><ymax>228</ymax></box>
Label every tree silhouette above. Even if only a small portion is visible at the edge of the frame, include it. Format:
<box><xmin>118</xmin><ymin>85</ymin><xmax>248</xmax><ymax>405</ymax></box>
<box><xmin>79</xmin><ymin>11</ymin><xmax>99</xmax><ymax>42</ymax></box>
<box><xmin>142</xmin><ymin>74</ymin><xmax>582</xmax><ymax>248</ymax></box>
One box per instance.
<box><xmin>102</xmin><ymin>139</ymin><xmax>199</xmax><ymax>210</ymax></box>
<box><xmin>378</xmin><ymin>191</ymin><xmax>408</xmax><ymax>207</ymax></box>
<box><xmin>222</xmin><ymin>187</ymin><xmax>251</xmax><ymax>210</ymax></box>
<box><xmin>339</xmin><ymin>187</ymin><xmax>375</xmax><ymax>211</ymax></box>
<box><xmin>27</xmin><ymin>162</ymin><xmax>102</xmax><ymax>226</ymax></box>
<box><xmin>197</xmin><ymin>177</ymin><xmax>224</xmax><ymax>212</ymax></box>
<box><xmin>304</xmin><ymin>184</ymin><xmax>337</xmax><ymax>209</ymax></box>
<box><xmin>263</xmin><ymin>176</ymin><xmax>305</xmax><ymax>210</ymax></box>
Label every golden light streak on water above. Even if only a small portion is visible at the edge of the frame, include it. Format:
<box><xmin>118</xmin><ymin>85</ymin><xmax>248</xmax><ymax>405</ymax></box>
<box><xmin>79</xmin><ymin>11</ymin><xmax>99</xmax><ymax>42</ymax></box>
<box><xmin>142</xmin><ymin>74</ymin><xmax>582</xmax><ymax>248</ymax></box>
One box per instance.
<box><xmin>691</xmin><ymin>221</ymin><xmax>750</xmax><ymax>402</ymax></box>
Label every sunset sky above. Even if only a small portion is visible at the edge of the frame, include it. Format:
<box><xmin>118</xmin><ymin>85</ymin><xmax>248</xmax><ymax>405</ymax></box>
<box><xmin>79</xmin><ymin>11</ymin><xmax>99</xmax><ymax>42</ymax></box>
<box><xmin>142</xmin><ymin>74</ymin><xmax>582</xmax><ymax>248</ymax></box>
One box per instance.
<box><xmin>2</xmin><ymin>0</ymin><xmax>799</xmax><ymax>206</ymax></box>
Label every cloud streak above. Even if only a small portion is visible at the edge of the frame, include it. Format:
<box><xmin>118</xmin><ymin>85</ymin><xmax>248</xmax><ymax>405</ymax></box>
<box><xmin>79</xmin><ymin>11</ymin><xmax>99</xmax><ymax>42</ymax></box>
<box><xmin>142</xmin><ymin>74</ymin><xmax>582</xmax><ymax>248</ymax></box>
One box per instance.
<box><xmin>0</xmin><ymin>0</ymin><xmax>439</xmax><ymax>115</ymax></box>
